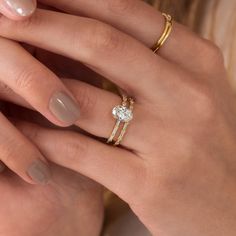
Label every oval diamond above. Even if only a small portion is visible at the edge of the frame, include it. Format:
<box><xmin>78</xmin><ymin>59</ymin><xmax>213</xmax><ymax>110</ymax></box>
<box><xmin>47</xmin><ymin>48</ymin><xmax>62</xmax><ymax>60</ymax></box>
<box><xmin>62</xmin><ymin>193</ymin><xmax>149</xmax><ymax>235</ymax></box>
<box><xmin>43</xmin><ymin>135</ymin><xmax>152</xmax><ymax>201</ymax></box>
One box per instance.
<box><xmin>112</xmin><ymin>105</ymin><xmax>133</xmax><ymax>122</ymax></box>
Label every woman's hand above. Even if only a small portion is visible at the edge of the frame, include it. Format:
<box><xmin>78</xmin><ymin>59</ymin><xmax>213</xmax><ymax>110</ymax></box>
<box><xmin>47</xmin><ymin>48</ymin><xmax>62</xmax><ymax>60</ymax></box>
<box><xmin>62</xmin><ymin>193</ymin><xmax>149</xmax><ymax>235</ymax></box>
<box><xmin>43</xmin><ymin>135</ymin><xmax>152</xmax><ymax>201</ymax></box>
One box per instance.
<box><xmin>0</xmin><ymin>1</ymin><xmax>90</xmax><ymax>185</ymax></box>
<box><xmin>0</xmin><ymin>37</ymin><xmax>83</xmax><ymax>184</ymax></box>
<box><xmin>0</xmin><ymin>158</ymin><xmax>103</xmax><ymax>236</ymax></box>
<box><xmin>0</xmin><ymin>32</ymin><xmax>104</xmax><ymax>236</ymax></box>
<box><xmin>1</xmin><ymin>1</ymin><xmax>236</xmax><ymax>235</ymax></box>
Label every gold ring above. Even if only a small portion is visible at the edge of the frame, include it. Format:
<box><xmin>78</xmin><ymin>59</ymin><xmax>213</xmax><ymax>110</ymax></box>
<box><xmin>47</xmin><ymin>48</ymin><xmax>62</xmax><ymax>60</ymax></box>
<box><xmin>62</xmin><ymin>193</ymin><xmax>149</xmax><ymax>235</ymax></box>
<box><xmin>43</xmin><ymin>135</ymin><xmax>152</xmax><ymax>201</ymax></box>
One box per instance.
<box><xmin>107</xmin><ymin>94</ymin><xmax>134</xmax><ymax>146</ymax></box>
<box><xmin>151</xmin><ymin>13</ymin><xmax>173</xmax><ymax>53</ymax></box>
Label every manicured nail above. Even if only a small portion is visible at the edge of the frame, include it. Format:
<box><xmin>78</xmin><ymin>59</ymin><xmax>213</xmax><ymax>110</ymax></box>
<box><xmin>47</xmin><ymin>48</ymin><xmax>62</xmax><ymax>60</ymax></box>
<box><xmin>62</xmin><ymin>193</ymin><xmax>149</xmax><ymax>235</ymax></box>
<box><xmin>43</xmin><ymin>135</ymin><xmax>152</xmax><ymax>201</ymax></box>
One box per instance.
<box><xmin>49</xmin><ymin>92</ymin><xmax>80</xmax><ymax>125</ymax></box>
<box><xmin>27</xmin><ymin>160</ymin><xmax>51</xmax><ymax>185</ymax></box>
<box><xmin>4</xmin><ymin>0</ymin><xmax>36</xmax><ymax>17</ymax></box>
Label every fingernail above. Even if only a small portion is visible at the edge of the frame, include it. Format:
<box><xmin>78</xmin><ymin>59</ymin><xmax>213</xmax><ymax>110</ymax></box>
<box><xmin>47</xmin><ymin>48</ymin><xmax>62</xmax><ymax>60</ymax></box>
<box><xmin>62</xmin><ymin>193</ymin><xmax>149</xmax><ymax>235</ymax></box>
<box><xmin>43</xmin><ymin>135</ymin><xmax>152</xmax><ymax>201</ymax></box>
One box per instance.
<box><xmin>27</xmin><ymin>160</ymin><xmax>51</xmax><ymax>185</ymax></box>
<box><xmin>4</xmin><ymin>0</ymin><xmax>36</xmax><ymax>17</ymax></box>
<box><xmin>49</xmin><ymin>92</ymin><xmax>80</xmax><ymax>125</ymax></box>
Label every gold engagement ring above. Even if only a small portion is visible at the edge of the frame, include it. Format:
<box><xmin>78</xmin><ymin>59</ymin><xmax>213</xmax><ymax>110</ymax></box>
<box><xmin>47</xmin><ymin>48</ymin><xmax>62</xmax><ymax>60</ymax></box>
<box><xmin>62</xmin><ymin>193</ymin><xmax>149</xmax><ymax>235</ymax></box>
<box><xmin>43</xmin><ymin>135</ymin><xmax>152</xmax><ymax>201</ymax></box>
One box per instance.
<box><xmin>107</xmin><ymin>94</ymin><xmax>134</xmax><ymax>146</ymax></box>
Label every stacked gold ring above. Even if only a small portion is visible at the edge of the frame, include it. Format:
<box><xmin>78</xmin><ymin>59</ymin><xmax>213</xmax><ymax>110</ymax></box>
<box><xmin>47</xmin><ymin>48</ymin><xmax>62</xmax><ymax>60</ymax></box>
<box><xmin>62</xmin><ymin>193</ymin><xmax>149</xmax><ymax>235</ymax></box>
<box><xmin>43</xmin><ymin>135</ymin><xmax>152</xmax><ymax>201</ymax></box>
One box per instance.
<box><xmin>151</xmin><ymin>13</ymin><xmax>173</xmax><ymax>53</ymax></box>
<box><xmin>107</xmin><ymin>12</ymin><xmax>172</xmax><ymax>146</ymax></box>
<box><xmin>107</xmin><ymin>94</ymin><xmax>134</xmax><ymax>146</ymax></box>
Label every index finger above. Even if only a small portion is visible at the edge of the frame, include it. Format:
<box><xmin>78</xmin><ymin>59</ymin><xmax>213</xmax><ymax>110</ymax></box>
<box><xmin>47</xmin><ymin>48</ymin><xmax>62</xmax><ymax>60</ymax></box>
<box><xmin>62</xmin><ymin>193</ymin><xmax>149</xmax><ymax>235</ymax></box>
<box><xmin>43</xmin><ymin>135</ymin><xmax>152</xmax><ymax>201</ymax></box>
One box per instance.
<box><xmin>0</xmin><ymin>9</ymin><xmax>175</xmax><ymax>99</ymax></box>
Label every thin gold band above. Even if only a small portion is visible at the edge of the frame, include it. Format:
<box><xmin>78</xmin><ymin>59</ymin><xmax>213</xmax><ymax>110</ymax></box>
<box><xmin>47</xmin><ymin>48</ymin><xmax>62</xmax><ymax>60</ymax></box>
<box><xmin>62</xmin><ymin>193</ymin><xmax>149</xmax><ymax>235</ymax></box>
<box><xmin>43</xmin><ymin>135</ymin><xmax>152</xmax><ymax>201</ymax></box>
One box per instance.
<box><xmin>114</xmin><ymin>98</ymin><xmax>134</xmax><ymax>146</ymax></box>
<box><xmin>151</xmin><ymin>13</ymin><xmax>173</xmax><ymax>53</ymax></box>
<box><xmin>107</xmin><ymin>95</ymin><xmax>134</xmax><ymax>146</ymax></box>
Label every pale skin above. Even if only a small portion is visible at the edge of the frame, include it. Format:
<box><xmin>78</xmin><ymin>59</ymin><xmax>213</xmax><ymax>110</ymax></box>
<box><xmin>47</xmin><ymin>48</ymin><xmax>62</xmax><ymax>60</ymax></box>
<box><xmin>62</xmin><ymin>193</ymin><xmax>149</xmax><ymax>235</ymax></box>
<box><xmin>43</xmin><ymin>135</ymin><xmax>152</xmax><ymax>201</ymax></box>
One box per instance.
<box><xmin>1</xmin><ymin>0</ymin><xmax>236</xmax><ymax>235</ymax></box>
<box><xmin>0</xmin><ymin>0</ymin><xmax>85</xmax><ymax>185</ymax></box>
<box><xmin>0</xmin><ymin>2</ymin><xmax>104</xmax><ymax>236</ymax></box>
<box><xmin>0</xmin><ymin>27</ymin><xmax>104</xmax><ymax>236</ymax></box>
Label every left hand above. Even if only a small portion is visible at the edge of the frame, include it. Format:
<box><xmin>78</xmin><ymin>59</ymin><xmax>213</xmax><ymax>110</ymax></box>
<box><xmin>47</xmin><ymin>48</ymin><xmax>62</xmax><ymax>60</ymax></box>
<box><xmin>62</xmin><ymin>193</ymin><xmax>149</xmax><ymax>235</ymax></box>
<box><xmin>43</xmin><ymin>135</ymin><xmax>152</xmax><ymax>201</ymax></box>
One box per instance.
<box><xmin>0</xmin><ymin>95</ymin><xmax>104</xmax><ymax>236</ymax></box>
<box><xmin>1</xmin><ymin>1</ymin><xmax>236</xmax><ymax>235</ymax></box>
<box><xmin>0</xmin><ymin>8</ymin><xmax>104</xmax><ymax>234</ymax></box>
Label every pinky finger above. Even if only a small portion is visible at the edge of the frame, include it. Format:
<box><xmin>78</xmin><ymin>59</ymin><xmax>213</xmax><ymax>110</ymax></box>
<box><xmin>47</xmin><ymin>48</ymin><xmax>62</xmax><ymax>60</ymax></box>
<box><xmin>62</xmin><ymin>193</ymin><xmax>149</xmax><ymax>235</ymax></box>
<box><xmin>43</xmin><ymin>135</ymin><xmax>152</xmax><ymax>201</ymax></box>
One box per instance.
<box><xmin>0</xmin><ymin>0</ymin><xmax>36</xmax><ymax>20</ymax></box>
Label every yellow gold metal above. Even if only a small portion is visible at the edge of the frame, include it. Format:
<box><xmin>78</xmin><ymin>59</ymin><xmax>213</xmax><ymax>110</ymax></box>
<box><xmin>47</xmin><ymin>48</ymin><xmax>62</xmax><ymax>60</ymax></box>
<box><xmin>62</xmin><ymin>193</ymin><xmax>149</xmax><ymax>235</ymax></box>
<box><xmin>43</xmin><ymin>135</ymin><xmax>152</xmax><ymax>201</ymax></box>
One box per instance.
<box><xmin>151</xmin><ymin>13</ymin><xmax>173</xmax><ymax>53</ymax></box>
<box><xmin>114</xmin><ymin>98</ymin><xmax>134</xmax><ymax>146</ymax></box>
<box><xmin>107</xmin><ymin>120</ymin><xmax>121</xmax><ymax>144</ymax></box>
<box><xmin>107</xmin><ymin>95</ymin><xmax>128</xmax><ymax>144</ymax></box>
<box><xmin>107</xmin><ymin>95</ymin><xmax>134</xmax><ymax>146</ymax></box>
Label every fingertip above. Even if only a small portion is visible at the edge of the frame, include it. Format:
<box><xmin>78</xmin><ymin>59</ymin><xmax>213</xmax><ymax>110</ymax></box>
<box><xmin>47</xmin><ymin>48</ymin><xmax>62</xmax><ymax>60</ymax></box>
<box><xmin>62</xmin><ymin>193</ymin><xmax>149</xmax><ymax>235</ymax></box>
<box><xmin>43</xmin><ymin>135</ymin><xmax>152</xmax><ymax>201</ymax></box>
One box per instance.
<box><xmin>0</xmin><ymin>0</ymin><xmax>36</xmax><ymax>20</ymax></box>
<box><xmin>49</xmin><ymin>91</ymin><xmax>81</xmax><ymax>127</ymax></box>
<box><xmin>26</xmin><ymin>159</ymin><xmax>52</xmax><ymax>185</ymax></box>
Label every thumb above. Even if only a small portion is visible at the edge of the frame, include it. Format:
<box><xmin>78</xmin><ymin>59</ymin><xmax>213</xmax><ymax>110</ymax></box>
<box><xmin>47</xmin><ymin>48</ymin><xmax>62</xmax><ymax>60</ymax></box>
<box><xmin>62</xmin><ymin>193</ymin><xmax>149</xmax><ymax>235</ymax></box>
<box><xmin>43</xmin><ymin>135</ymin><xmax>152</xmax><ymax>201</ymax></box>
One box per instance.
<box><xmin>0</xmin><ymin>0</ymin><xmax>36</xmax><ymax>20</ymax></box>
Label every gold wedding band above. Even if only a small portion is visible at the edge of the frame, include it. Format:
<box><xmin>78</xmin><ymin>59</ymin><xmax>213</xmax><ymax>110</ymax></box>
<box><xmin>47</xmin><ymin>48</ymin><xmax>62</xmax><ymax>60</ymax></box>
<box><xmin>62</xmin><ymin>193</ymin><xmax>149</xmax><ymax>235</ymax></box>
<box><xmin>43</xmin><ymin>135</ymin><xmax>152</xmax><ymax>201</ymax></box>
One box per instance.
<box><xmin>107</xmin><ymin>94</ymin><xmax>134</xmax><ymax>146</ymax></box>
<box><xmin>151</xmin><ymin>13</ymin><xmax>173</xmax><ymax>53</ymax></box>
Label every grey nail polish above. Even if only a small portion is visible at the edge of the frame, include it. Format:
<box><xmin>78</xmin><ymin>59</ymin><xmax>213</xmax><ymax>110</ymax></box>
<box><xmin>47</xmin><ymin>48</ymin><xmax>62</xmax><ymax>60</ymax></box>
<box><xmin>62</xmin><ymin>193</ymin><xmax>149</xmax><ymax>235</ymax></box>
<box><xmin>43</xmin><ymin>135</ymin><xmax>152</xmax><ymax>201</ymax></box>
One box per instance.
<box><xmin>49</xmin><ymin>92</ymin><xmax>80</xmax><ymax>125</ymax></box>
<box><xmin>27</xmin><ymin>160</ymin><xmax>51</xmax><ymax>185</ymax></box>
<box><xmin>5</xmin><ymin>0</ymin><xmax>36</xmax><ymax>16</ymax></box>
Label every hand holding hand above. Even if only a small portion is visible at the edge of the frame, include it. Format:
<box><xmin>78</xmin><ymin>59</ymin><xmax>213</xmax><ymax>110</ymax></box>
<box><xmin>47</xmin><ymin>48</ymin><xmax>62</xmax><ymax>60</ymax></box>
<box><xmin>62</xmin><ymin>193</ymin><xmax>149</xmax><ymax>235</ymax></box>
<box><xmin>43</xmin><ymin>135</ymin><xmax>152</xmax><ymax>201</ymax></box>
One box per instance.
<box><xmin>1</xmin><ymin>1</ymin><xmax>236</xmax><ymax>235</ymax></box>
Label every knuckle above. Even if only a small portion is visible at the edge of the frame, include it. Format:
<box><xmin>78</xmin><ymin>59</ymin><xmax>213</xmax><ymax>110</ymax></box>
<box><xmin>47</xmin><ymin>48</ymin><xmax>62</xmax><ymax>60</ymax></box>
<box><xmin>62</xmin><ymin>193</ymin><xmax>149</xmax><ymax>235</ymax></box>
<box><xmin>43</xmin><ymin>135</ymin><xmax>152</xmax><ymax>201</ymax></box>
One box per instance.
<box><xmin>63</xmin><ymin>134</ymin><xmax>89</xmax><ymax>165</ymax></box>
<box><xmin>86</xmin><ymin>20</ymin><xmax>124</xmax><ymax>54</ymax></box>
<box><xmin>191</xmin><ymin>84</ymin><xmax>217</xmax><ymax>121</ymax></box>
<box><xmin>107</xmin><ymin>0</ymin><xmax>137</xmax><ymax>15</ymax></box>
<box><xmin>0</xmin><ymin>137</ymin><xmax>23</xmax><ymax>166</ymax></box>
<box><xmin>14</xmin><ymin>68</ymin><xmax>38</xmax><ymax>91</ymax></box>
<box><xmin>207</xmin><ymin>43</ymin><xmax>224</xmax><ymax>63</ymax></box>
<box><xmin>200</xmin><ymin>39</ymin><xmax>224</xmax><ymax>68</ymax></box>
<box><xmin>75</xmin><ymin>85</ymin><xmax>98</xmax><ymax>118</ymax></box>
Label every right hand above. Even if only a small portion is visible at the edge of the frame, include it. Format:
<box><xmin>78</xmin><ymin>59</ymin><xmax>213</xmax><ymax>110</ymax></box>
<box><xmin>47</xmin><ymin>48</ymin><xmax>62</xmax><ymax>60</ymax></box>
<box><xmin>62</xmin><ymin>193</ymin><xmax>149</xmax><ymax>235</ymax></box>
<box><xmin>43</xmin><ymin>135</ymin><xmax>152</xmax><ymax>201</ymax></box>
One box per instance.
<box><xmin>0</xmin><ymin>1</ymin><xmax>82</xmax><ymax>185</ymax></box>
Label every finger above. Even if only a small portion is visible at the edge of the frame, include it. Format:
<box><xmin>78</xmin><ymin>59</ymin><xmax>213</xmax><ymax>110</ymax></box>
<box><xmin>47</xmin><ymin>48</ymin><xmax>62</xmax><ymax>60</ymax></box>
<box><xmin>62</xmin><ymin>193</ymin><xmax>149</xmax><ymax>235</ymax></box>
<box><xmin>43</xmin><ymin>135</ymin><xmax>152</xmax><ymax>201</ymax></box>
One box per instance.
<box><xmin>0</xmin><ymin>37</ymin><xmax>80</xmax><ymax>126</ymax></box>
<box><xmin>15</xmin><ymin>120</ymin><xmax>144</xmax><ymax>201</ymax></box>
<box><xmin>0</xmin><ymin>79</ymin><xmax>152</xmax><ymax>151</ymax></box>
<box><xmin>0</xmin><ymin>113</ymin><xmax>51</xmax><ymax>184</ymax></box>
<box><xmin>0</xmin><ymin>9</ymin><xmax>175</xmax><ymax>99</ymax></box>
<box><xmin>39</xmin><ymin>0</ymin><xmax>210</xmax><ymax>71</ymax></box>
<box><xmin>0</xmin><ymin>0</ymin><xmax>36</xmax><ymax>20</ymax></box>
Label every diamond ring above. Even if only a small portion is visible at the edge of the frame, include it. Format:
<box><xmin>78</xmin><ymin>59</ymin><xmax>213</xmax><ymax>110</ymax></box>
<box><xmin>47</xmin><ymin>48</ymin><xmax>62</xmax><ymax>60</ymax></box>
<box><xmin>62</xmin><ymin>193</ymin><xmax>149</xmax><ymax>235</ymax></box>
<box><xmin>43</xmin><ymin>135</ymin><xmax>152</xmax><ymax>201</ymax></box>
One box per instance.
<box><xmin>107</xmin><ymin>94</ymin><xmax>134</xmax><ymax>146</ymax></box>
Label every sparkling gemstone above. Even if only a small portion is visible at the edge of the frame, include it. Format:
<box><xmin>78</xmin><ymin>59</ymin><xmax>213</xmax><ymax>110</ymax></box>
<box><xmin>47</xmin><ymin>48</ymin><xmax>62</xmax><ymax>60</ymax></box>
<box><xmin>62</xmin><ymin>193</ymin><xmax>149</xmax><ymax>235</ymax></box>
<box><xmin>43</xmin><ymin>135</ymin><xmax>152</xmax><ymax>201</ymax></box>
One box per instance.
<box><xmin>112</xmin><ymin>105</ymin><xmax>133</xmax><ymax>122</ymax></box>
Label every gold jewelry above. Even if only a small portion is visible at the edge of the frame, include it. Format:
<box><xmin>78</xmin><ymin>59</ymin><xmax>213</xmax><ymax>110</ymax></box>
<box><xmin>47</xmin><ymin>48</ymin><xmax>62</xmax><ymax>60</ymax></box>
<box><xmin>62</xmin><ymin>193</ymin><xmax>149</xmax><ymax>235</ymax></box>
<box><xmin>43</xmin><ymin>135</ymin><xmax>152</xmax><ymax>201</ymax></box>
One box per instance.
<box><xmin>151</xmin><ymin>13</ymin><xmax>173</xmax><ymax>53</ymax></box>
<box><xmin>114</xmin><ymin>98</ymin><xmax>134</xmax><ymax>146</ymax></box>
<box><xmin>107</xmin><ymin>95</ymin><xmax>134</xmax><ymax>146</ymax></box>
